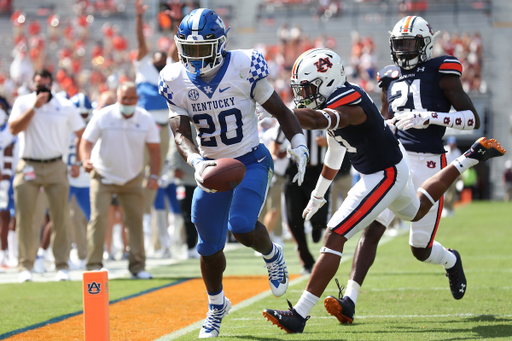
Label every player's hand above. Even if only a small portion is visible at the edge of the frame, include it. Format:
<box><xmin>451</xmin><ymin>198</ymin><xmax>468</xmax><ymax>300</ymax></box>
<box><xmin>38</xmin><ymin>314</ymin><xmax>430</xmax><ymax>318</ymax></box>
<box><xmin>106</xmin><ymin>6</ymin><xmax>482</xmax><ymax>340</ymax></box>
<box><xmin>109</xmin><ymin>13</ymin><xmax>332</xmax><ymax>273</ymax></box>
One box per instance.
<box><xmin>69</xmin><ymin>164</ymin><xmax>80</xmax><ymax>178</ymax></box>
<box><xmin>385</xmin><ymin>117</ymin><xmax>398</xmax><ymax>134</ymax></box>
<box><xmin>189</xmin><ymin>155</ymin><xmax>217</xmax><ymax>193</ymax></box>
<box><xmin>255</xmin><ymin>104</ymin><xmax>272</xmax><ymax>121</ymax></box>
<box><xmin>82</xmin><ymin>159</ymin><xmax>93</xmax><ymax>173</ymax></box>
<box><xmin>302</xmin><ymin>194</ymin><xmax>327</xmax><ymax>220</ymax></box>
<box><xmin>288</xmin><ymin>145</ymin><xmax>309</xmax><ymax>186</ymax></box>
<box><xmin>395</xmin><ymin>112</ymin><xmax>430</xmax><ymax>130</ymax></box>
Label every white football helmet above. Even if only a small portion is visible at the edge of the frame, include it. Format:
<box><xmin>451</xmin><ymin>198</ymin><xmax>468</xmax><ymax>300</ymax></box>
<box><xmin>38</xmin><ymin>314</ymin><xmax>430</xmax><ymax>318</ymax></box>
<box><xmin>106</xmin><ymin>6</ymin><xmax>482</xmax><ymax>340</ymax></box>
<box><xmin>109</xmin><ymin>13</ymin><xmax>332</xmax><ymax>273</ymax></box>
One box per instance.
<box><xmin>290</xmin><ymin>48</ymin><xmax>346</xmax><ymax>109</ymax></box>
<box><xmin>390</xmin><ymin>16</ymin><xmax>436</xmax><ymax>70</ymax></box>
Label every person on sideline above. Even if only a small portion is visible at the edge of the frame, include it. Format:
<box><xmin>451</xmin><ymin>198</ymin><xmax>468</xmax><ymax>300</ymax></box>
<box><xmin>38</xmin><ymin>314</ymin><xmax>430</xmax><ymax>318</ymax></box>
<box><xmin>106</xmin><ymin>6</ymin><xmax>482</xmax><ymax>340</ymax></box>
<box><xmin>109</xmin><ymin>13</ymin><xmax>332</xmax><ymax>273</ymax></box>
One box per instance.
<box><xmin>159</xmin><ymin>9</ymin><xmax>309</xmax><ymax>338</ymax></box>
<box><xmin>262</xmin><ymin>48</ymin><xmax>505</xmax><ymax>333</ymax></box>
<box><xmin>9</xmin><ymin>69</ymin><xmax>85</xmax><ymax>282</ymax></box>
<box><xmin>79</xmin><ymin>82</ymin><xmax>160</xmax><ymax>279</ymax></box>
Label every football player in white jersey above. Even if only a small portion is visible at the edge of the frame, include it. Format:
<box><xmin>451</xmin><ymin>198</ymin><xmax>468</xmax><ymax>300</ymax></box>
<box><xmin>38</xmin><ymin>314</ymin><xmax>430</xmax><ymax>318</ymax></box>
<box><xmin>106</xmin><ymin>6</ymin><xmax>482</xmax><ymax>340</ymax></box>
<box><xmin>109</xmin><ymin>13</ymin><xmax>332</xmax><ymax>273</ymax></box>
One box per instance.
<box><xmin>159</xmin><ymin>8</ymin><xmax>309</xmax><ymax>338</ymax></box>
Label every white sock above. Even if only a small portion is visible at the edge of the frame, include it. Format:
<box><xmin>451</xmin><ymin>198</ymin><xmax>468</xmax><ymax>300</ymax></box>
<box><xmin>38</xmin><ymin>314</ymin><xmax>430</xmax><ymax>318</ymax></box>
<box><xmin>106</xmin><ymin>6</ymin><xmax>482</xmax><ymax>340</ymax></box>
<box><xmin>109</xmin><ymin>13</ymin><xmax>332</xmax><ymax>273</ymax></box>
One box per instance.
<box><xmin>452</xmin><ymin>155</ymin><xmax>478</xmax><ymax>174</ymax></box>
<box><xmin>262</xmin><ymin>243</ymin><xmax>277</xmax><ymax>260</ymax></box>
<box><xmin>423</xmin><ymin>241</ymin><xmax>456</xmax><ymax>269</ymax></box>
<box><xmin>37</xmin><ymin>247</ymin><xmax>46</xmax><ymax>258</ymax></box>
<box><xmin>295</xmin><ymin>291</ymin><xmax>319</xmax><ymax>319</ymax></box>
<box><xmin>208</xmin><ymin>288</ymin><xmax>225</xmax><ymax>306</ymax></box>
<box><xmin>344</xmin><ymin>279</ymin><xmax>361</xmax><ymax>305</ymax></box>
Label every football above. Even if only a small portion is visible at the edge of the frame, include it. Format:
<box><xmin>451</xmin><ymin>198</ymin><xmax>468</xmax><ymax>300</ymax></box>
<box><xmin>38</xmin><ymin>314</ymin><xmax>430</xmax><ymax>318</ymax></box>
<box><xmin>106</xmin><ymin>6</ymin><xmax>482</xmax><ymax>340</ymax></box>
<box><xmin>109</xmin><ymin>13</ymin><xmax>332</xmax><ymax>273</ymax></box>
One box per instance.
<box><xmin>201</xmin><ymin>158</ymin><xmax>246</xmax><ymax>192</ymax></box>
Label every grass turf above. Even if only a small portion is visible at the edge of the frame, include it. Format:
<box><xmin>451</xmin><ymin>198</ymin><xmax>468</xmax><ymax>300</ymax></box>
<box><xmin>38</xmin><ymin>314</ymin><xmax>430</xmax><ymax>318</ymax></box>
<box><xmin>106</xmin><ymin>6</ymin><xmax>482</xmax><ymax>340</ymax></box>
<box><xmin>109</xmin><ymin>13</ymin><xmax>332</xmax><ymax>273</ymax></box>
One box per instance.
<box><xmin>1</xmin><ymin>201</ymin><xmax>511</xmax><ymax>340</ymax></box>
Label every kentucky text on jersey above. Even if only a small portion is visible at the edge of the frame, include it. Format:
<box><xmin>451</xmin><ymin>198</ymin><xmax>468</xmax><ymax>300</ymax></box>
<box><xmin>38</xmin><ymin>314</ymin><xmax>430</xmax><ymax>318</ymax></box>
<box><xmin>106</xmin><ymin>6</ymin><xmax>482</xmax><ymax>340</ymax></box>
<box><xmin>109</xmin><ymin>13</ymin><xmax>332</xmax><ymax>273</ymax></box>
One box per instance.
<box><xmin>191</xmin><ymin>97</ymin><xmax>235</xmax><ymax>112</ymax></box>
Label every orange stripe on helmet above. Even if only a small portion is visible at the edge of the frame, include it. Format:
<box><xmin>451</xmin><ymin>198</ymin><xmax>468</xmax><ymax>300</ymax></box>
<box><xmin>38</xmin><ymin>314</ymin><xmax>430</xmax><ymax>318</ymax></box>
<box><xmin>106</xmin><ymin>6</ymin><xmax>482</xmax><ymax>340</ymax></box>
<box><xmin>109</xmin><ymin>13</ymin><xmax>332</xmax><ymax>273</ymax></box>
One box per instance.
<box><xmin>402</xmin><ymin>16</ymin><xmax>414</xmax><ymax>32</ymax></box>
<box><xmin>291</xmin><ymin>50</ymin><xmax>313</xmax><ymax>77</ymax></box>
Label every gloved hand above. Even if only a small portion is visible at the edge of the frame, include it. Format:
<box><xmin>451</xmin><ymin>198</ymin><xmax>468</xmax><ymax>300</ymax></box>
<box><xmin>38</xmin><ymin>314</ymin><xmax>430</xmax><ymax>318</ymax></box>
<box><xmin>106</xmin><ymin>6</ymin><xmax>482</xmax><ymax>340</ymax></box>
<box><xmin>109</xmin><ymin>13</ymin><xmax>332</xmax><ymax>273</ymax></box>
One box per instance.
<box><xmin>385</xmin><ymin>116</ymin><xmax>398</xmax><ymax>134</ymax></box>
<box><xmin>255</xmin><ymin>104</ymin><xmax>272</xmax><ymax>121</ymax></box>
<box><xmin>302</xmin><ymin>194</ymin><xmax>327</xmax><ymax>221</ymax></box>
<box><xmin>395</xmin><ymin>112</ymin><xmax>430</xmax><ymax>130</ymax></box>
<box><xmin>0</xmin><ymin>179</ymin><xmax>10</xmax><ymax>210</ymax></box>
<box><xmin>188</xmin><ymin>155</ymin><xmax>217</xmax><ymax>193</ymax></box>
<box><xmin>288</xmin><ymin>144</ymin><xmax>309</xmax><ymax>186</ymax></box>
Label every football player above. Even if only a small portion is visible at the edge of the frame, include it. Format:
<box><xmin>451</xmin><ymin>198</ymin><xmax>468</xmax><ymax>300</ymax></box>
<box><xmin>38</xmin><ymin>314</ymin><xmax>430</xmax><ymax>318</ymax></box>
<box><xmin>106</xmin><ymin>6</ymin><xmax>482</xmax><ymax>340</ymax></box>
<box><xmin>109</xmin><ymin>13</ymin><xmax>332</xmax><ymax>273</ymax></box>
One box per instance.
<box><xmin>262</xmin><ymin>47</ymin><xmax>505</xmax><ymax>333</ymax></box>
<box><xmin>158</xmin><ymin>9</ymin><xmax>309</xmax><ymax>338</ymax></box>
<box><xmin>332</xmin><ymin>16</ymin><xmax>485</xmax><ymax>324</ymax></box>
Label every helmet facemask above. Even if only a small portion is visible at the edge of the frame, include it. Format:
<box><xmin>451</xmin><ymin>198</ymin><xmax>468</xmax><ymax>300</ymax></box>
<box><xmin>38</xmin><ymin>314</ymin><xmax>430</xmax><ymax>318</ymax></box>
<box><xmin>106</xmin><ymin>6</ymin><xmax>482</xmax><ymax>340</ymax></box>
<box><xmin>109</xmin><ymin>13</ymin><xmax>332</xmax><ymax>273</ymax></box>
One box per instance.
<box><xmin>390</xmin><ymin>35</ymin><xmax>430</xmax><ymax>70</ymax></box>
<box><xmin>175</xmin><ymin>34</ymin><xmax>227</xmax><ymax>77</ymax></box>
<box><xmin>290</xmin><ymin>78</ymin><xmax>325</xmax><ymax>109</ymax></box>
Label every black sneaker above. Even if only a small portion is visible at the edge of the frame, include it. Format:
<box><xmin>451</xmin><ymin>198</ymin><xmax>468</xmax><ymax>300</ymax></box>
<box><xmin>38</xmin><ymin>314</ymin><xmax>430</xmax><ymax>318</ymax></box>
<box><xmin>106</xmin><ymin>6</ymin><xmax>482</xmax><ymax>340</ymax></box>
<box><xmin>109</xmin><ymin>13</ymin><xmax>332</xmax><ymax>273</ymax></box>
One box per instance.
<box><xmin>263</xmin><ymin>300</ymin><xmax>309</xmax><ymax>333</ymax></box>
<box><xmin>324</xmin><ymin>278</ymin><xmax>355</xmax><ymax>323</ymax></box>
<box><xmin>463</xmin><ymin>137</ymin><xmax>506</xmax><ymax>162</ymax></box>
<box><xmin>445</xmin><ymin>249</ymin><xmax>467</xmax><ymax>300</ymax></box>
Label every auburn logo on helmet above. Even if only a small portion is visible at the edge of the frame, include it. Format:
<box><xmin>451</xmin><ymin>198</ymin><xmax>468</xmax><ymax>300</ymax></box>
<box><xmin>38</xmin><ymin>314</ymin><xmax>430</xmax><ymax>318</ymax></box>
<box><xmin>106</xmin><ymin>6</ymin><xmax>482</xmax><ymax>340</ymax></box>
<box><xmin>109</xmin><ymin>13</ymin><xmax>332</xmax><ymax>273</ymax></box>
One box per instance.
<box><xmin>314</xmin><ymin>57</ymin><xmax>333</xmax><ymax>73</ymax></box>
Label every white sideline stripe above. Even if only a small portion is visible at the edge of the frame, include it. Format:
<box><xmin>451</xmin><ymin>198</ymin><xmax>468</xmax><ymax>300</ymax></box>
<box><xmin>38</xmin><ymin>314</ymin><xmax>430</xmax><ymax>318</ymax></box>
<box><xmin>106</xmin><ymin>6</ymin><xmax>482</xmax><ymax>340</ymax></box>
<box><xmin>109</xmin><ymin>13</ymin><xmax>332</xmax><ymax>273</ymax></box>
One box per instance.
<box><xmin>154</xmin><ymin>231</ymin><xmax>405</xmax><ymax>340</ymax></box>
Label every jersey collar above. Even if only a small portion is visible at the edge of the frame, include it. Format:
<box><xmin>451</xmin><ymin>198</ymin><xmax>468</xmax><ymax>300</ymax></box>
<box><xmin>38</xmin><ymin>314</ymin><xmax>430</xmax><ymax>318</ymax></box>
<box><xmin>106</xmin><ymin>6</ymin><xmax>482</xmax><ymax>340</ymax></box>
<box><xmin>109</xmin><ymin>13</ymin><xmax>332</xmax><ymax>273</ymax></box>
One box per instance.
<box><xmin>186</xmin><ymin>52</ymin><xmax>232</xmax><ymax>100</ymax></box>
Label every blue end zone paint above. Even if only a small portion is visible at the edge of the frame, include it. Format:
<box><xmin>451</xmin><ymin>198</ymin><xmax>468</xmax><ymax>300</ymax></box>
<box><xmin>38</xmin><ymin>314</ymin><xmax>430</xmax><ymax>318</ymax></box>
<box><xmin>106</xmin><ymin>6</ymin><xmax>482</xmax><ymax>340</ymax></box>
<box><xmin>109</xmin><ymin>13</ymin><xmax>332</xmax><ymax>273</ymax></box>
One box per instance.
<box><xmin>0</xmin><ymin>278</ymin><xmax>193</xmax><ymax>340</ymax></box>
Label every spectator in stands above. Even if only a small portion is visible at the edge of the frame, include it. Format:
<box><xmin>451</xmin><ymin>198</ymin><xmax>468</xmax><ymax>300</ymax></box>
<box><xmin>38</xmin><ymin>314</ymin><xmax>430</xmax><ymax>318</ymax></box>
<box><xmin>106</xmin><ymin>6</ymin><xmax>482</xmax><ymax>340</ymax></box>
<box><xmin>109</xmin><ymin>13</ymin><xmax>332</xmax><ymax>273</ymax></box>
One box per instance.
<box><xmin>9</xmin><ymin>69</ymin><xmax>85</xmax><ymax>282</ymax></box>
<box><xmin>79</xmin><ymin>81</ymin><xmax>160</xmax><ymax>279</ymax></box>
<box><xmin>134</xmin><ymin>0</ymin><xmax>172</xmax><ymax>251</ymax></box>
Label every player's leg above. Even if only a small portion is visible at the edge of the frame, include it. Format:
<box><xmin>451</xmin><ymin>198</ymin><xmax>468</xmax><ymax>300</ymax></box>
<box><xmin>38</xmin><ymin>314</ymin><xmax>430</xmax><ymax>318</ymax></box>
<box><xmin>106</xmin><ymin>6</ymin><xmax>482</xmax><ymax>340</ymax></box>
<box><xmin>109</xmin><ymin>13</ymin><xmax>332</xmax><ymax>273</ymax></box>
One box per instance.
<box><xmin>264</xmin><ymin>160</ymin><xmax>410</xmax><ymax>332</ymax></box>
<box><xmin>414</xmin><ymin>137</ymin><xmax>506</xmax><ymax>220</ymax></box>
<box><xmin>191</xmin><ymin>188</ymin><xmax>232</xmax><ymax>338</ymax></box>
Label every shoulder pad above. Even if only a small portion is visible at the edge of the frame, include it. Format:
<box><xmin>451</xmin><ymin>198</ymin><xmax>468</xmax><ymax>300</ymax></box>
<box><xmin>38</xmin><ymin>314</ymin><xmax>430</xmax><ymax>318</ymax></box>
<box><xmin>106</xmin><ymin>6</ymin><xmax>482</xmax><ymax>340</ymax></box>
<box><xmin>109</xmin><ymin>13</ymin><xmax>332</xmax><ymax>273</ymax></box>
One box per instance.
<box><xmin>158</xmin><ymin>64</ymin><xmax>182</xmax><ymax>106</ymax></box>
<box><xmin>377</xmin><ymin>65</ymin><xmax>400</xmax><ymax>89</ymax></box>
<box><xmin>326</xmin><ymin>84</ymin><xmax>362</xmax><ymax>109</ymax></box>
<box><xmin>232</xmin><ymin>49</ymin><xmax>269</xmax><ymax>85</ymax></box>
<box><xmin>432</xmin><ymin>55</ymin><xmax>463</xmax><ymax>76</ymax></box>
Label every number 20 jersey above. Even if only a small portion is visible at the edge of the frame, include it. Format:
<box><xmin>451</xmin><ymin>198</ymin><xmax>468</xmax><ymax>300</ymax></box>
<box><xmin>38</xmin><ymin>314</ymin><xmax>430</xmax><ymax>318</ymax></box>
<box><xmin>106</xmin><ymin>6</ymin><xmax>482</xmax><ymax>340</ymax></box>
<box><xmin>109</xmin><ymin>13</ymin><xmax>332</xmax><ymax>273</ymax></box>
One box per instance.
<box><xmin>159</xmin><ymin>49</ymin><xmax>267</xmax><ymax>160</ymax></box>
<box><xmin>377</xmin><ymin>55</ymin><xmax>463</xmax><ymax>154</ymax></box>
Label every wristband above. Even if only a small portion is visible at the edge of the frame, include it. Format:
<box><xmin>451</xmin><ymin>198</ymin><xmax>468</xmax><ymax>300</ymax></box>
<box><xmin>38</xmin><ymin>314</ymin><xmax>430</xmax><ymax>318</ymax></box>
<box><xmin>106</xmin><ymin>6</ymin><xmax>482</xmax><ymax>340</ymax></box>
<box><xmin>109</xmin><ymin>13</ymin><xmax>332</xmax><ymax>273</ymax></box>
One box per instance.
<box><xmin>149</xmin><ymin>174</ymin><xmax>159</xmax><ymax>180</ymax></box>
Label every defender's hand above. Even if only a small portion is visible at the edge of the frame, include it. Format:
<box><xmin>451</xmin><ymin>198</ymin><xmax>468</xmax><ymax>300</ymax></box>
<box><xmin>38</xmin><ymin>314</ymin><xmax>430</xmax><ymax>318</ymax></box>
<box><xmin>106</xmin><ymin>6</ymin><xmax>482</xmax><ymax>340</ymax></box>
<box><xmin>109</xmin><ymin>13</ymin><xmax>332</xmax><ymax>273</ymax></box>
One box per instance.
<box><xmin>395</xmin><ymin>112</ymin><xmax>430</xmax><ymax>130</ymax></box>
<box><xmin>302</xmin><ymin>195</ymin><xmax>327</xmax><ymax>220</ymax></box>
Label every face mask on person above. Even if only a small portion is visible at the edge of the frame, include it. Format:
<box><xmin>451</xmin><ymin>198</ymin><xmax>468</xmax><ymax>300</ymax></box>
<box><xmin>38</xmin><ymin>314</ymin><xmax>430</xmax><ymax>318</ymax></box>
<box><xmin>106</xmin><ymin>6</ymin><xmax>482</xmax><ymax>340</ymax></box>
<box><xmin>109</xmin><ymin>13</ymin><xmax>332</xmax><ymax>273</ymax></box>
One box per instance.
<box><xmin>119</xmin><ymin>104</ymin><xmax>136</xmax><ymax>116</ymax></box>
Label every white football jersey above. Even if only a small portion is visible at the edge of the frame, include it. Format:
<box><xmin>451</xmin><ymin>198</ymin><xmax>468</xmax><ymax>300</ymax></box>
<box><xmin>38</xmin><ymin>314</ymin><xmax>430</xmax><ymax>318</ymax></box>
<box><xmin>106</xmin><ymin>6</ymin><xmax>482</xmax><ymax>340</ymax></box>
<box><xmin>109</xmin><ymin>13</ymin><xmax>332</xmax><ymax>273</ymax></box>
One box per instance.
<box><xmin>159</xmin><ymin>49</ymin><xmax>269</xmax><ymax>159</ymax></box>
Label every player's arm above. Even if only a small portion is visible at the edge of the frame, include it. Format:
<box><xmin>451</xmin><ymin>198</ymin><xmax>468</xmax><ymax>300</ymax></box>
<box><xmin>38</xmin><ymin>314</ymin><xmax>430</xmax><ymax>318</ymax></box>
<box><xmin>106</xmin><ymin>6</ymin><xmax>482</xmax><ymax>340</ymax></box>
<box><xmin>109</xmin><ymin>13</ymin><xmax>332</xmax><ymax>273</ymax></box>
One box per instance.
<box><xmin>380</xmin><ymin>87</ymin><xmax>392</xmax><ymax>119</ymax></box>
<box><xmin>439</xmin><ymin>74</ymin><xmax>480</xmax><ymax>129</ymax></box>
<box><xmin>169</xmin><ymin>115</ymin><xmax>216</xmax><ymax>193</ymax></box>
<box><xmin>395</xmin><ymin>75</ymin><xmax>479</xmax><ymax>131</ymax></box>
<box><xmin>291</xmin><ymin>104</ymin><xmax>367</xmax><ymax>130</ymax></box>
<box><xmin>135</xmin><ymin>0</ymin><xmax>148</xmax><ymax>61</ymax></box>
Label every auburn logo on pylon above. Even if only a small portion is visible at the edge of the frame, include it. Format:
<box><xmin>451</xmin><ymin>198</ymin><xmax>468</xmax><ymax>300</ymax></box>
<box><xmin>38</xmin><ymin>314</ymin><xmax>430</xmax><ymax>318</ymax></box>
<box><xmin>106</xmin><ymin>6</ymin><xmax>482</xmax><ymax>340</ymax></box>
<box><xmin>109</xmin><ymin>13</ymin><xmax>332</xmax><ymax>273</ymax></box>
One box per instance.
<box><xmin>314</xmin><ymin>57</ymin><xmax>333</xmax><ymax>73</ymax></box>
<box><xmin>87</xmin><ymin>281</ymin><xmax>101</xmax><ymax>295</ymax></box>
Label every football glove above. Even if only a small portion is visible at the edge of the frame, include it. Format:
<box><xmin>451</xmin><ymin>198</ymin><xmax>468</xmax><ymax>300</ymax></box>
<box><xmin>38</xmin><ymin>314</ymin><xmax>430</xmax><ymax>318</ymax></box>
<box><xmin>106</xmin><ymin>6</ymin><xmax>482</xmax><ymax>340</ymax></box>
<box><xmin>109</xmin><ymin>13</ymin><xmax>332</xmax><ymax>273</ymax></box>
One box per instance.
<box><xmin>385</xmin><ymin>116</ymin><xmax>398</xmax><ymax>134</ymax></box>
<box><xmin>255</xmin><ymin>104</ymin><xmax>272</xmax><ymax>121</ymax></box>
<box><xmin>288</xmin><ymin>144</ymin><xmax>309</xmax><ymax>186</ymax></box>
<box><xmin>395</xmin><ymin>112</ymin><xmax>430</xmax><ymax>130</ymax></box>
<box><xmin>188</xmin><ymin>154</ymin><xmax>217</xmax><ymax>193</ymax></box>
<box><xmin>302</xmin><ymin>194</ymin><xmax>327</xmax><ymax>221</ymax></box>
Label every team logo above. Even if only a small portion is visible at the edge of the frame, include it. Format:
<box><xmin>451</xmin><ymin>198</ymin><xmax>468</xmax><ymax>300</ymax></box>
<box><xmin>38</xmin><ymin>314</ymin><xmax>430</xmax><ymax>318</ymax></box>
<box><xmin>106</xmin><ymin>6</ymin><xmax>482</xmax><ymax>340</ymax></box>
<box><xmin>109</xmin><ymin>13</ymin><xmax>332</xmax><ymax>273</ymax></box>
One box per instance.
<box><xmin>468</xmin><ymin>119</ymin><xmax>474</xmax><ymax>127</ymax></box>
<box><xmin>426</xmin><ymin>161</ymin><xmax>437</xmax><ymax>169</ymax></box>
<box><xmin>87</xmin><ymin>281</ymin><xmax>101</xmax><ymax>295</ymax></box>
<box><xmin>188</xmin><ymin>89</ymin><xmax>200</xmax><ymax>101</ymax></box>
<box><xmin>443</xmin><ymin>117</ymin><xmax>451</xmax><ymax>125</ymax></box>
<box><xmin>455</xmin><ymin>118</ymin><xmax>462</xmax><ymax>126</ymax></box>
<box><xmin>431</xmin><ymin>112</ymin><xmax>438</xmax><ymax>118</ymax></box>
<box><xmin>391</xmin><ymin>70</ymin><xmax>400</xmax><ymax>78</ymax></box>
<box><xmin>314</xmin><ymin>57</ymin><xmax>333</xmax><ymax>73</ymax></box>
<box><xmin>417</xmin><ymin>67</ymin><xmax>425</xmax><ymax>72</ymax></box>
<box><xmin>426</xmin><ymin>23</ymin><xmax>434</xmax><ymax>35</ymax></box>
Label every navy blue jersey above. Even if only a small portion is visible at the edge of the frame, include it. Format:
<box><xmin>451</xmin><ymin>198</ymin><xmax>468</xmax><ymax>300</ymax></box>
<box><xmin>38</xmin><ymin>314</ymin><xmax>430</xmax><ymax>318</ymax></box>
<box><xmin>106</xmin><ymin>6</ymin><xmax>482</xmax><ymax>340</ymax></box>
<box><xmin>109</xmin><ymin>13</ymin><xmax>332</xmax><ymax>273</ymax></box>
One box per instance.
<box><xmin>324</xmin><ymin>82</ymin><xmax>402</xmax><ymax>175</ymax></box>
<box><xmin>378</xmin><ymin>55</ymin><xmax>463</xmax><ymax>154</ymax></box>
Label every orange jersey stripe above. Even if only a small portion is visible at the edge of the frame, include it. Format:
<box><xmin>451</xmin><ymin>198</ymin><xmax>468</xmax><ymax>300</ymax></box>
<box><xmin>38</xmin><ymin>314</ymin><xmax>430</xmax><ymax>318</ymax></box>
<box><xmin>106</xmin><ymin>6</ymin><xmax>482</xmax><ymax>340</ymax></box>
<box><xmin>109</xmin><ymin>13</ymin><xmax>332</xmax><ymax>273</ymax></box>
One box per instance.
<box><xmin>327</xmin><ymin>91</ymin><xmax>361</xmax><ymax>109</ymax></box>
<box><xmin>334</xmin><ymin>166</ymin><xmax>397</xmax><ymax>235</ymax></box>
<box><xmin>427</xmin><ymin>154</ymin><xmax>447</xmax><ymax>247</ymax></box>
<box><xmin>440</xmin><ymin>62</ymin><xmax>463</xmax><ymax>73</ymax></box>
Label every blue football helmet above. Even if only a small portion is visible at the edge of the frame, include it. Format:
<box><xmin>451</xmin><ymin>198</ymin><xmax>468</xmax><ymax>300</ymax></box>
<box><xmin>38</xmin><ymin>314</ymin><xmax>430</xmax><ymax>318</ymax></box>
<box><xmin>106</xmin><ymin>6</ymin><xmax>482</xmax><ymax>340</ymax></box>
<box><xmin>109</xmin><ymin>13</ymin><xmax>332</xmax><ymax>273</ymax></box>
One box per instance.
<box><xmin>70</xmin><ymin>92</ymin><xmax>93</xmax><ymax>122</ymax></box>
<box><xmin>174</xmin><ymin>8</ymin><xmax>229</xmax><ymax>77</ymax></box>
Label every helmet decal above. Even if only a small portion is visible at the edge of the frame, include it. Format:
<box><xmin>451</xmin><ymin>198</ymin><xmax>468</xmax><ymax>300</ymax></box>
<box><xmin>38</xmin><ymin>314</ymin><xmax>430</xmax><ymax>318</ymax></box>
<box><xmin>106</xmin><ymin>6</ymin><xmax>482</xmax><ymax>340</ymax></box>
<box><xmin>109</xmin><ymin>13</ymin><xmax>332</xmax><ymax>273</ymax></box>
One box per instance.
<box><xmin>314</xmin><ymin>57</ymin><xmax>333</xmax><ymax>73</ymax></box>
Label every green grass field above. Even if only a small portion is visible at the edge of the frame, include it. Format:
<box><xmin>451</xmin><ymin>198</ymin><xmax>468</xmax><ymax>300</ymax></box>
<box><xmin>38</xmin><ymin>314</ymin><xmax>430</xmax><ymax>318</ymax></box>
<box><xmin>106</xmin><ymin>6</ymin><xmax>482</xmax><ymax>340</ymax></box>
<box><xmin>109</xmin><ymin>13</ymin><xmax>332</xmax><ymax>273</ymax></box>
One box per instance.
<box><xmin>1</xmin><ymin>201</ymin><xmax>511</xmax><ymax>340</ymax></box>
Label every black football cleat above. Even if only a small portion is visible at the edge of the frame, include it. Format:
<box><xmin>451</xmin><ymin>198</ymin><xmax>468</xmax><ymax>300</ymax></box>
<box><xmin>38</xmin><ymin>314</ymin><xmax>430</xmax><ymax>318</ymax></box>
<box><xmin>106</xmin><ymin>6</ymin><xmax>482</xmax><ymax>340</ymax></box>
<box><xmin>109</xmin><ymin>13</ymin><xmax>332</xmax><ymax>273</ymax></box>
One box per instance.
<box><xmin>463</xmin><ymin>137</ymin><xmax>506</xmax><ymax>162</ymax></box>
<box><xmin>445</xmin><ymin>249</ymin><xmax>467</xmax><ymax>300</ymax></box>
<box><xmin>324</xmin><ymin>278</ymin><xmax>355</xmax><ymax>324</ymax></box>
<box><xmin>263</xmin><ymin>300</ymin><xmax>309</xmax><ymax>333</ymax></box>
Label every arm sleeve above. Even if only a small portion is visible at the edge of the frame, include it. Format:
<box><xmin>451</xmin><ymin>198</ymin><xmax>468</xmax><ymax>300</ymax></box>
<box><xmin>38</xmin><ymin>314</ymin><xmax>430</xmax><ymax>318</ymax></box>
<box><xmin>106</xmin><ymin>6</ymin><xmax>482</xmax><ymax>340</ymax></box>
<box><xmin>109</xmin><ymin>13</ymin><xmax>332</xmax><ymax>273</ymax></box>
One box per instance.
<box><xmin>82</xmin><ymin>115</ymin><xmax>101</xmax><ymax>144</ymax></box>
<box><xmin>253</xmin><ymin>77</ymin><xmax>275</xmax><ymax>105</ymax></box>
